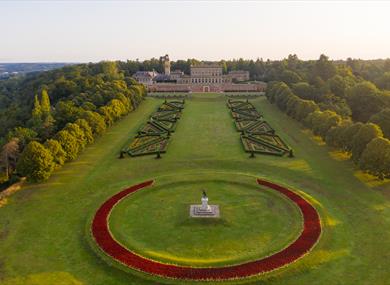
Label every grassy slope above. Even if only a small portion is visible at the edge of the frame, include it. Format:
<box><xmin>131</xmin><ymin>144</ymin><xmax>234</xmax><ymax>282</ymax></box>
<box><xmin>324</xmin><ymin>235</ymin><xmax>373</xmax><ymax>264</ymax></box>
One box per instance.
<box><xmin>0</xmin><ymin>94</ymin><xmax>389</xmax><ymax>285</ymax></box>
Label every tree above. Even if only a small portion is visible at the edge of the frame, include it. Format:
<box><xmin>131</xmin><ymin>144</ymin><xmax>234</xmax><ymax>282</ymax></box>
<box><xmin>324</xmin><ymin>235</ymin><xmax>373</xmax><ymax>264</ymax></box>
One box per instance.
<box><xmin>292</xmin><ymin>82</ymin><xmax>315</xmax><ymax>100</ymax></box>
<box><xmin>100</xmin><ymin>61</ymin><xmax>120</xmax><ymax>79</ymax></box>
<box><xmin>359</xmin><ymin>137</ymin><xmax>390</xmax><ymax>179</ymax></box>
<box><xmin>346</xmin><ymin>81</ymin><xmax>384</xmax><ymax>122</ymax></box>
<box><xmin>0</xmin><ymin>138</ymin><xmax>19</xmax><ymax>180</ymax></box>
<box><xmin>40</xmin><ymin>89</ymin><xmax>55</xmax><ymax>139</ymax></box>
<box><xmin>375</xmin><ymin>71</ymin><xmax>390</xmax><ymax>90</ymax></box>
<box><xmin>327</xmin><ymin>75</ymin><xmax>350</xmax><ymax>98</ymax></box>
<box><xmin>75</xmin><ymin>119</ymin><xmax>94</xmax><ymax>144</ymax></box>
<box><xmin>54</xmin><ymin>101</ymin><xmax>83</xmax><ymax>130</ymax></box>
<box><xmin>369</xmin><ymin>108</ymin><xmax>390</xmax><ymax>138</ymax></box>
<box><xmin>296</xmin><ymin>100</ymin><xmax>319</xmax><ymax>121</ymax></box>
<box><xmin>342</xmin><ymin>122</ymin><xmax>364</xmax><ymax>152</ymax></box>
<box><xmin>16</xmin><ymin>141</ymin><xmax>55</xmax><ymax>182</ymax></box>
<box><xmin>44</xmin><ymin>139</ymin><xmax>66</xmax><ymax>168</ymax></box>
<box><xmin>280</xmin><ymin>70</ymin><xmax>302</xmax><ymax>85</ymax></box>
<box><xmin>80</xmin><ymin>111</ymin><xmax>106</xmax><ymax>136</ymax></box>
<box><xmin>63</xmin><ymin>123</ymin><xmax>87</xmax><ymax>150</ymax></box>
<box><xmin>81</xmin><ymin>101</ymin><xmax>97</xmax><ymax>111</ymax></box>
<box><xmin>351</xmin><ymin>123</ymin><xmax>383</xmax><ymax>162</ymax></box>
<box><xmin>305</xmin><ymin>110</ymin><xmax>341</xmax><ymax>138</ymax></box>
<box><xmin>98</xmin><ymin>106</ymin><xmax>114</xmax><ymax>126</ymax></box>
<box><xmin>54</xmin><ymin>130</ymin><xmax>80</xmax><ymax>161</ymax></box>
<box><xmin>313</xmin><ymin>54</ymin><xmax>337</xmax><ymax>81</ymax></box>
<box><xmin>325</xmin><ymin>120</ymin><xmax>352</xmax><ymax>149</ymax></box>
<box><xmin>318</xmin><ymin>94</ymin><xmax>352</xmax><ymax>117</ymax></box>
<box><xmin>6</xmin><ymin>127</ymin><xmax>37</xmax><ymax>150</ymax></box>
<box><xmin>40</xmin><ymin>89</ymin><xmax>51</xmax><ymax>116</ymax></box>
<box><xmin>30</xmin><ymin>94</ymin><xmax>43</xmax><ymax>131</ymax></box>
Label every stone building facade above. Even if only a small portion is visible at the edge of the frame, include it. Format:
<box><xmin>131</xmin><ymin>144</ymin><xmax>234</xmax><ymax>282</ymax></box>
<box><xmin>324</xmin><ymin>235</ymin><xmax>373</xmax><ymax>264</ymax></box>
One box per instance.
<box><xmin>134</xmin><ymin>55</ymin><xmax>266</xmax><ymax>92</ymax></box>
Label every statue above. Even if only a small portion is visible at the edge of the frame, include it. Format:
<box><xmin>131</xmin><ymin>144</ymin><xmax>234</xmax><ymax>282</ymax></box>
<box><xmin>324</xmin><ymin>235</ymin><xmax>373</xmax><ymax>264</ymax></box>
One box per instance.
<box><xmin>189</xmin><ymin>189</ymin><xmax>220</xmax><ymax>218</ymax></box>
<box><xmin>201</xmin><ymin>190</ymin><xmax>210</xmax><ymax>210</ymax></box>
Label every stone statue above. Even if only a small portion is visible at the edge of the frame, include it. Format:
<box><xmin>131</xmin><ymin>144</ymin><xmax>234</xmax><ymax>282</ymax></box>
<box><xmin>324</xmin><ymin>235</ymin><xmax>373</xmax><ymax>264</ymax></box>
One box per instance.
<box><xmin>201</xmin><ymin>190</ymin><xmax>210</xmax><ymax>210</ymax></box>
<box><xmin>189</xmin><ymin>189</ymin><xmax>220</xmax><ymax>218</ymax></box>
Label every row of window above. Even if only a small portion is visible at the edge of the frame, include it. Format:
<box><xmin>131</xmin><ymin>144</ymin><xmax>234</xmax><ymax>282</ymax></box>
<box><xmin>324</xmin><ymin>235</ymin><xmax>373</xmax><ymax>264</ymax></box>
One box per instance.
<box><xmin>191</xmin><ymin>78</ymin><xmax>229</xmax><ymax>84</ymax></box>
<box><xmin>191</xmin><ymin>72</ymin><xmax>222</xmax><ymax>76</ymax></box>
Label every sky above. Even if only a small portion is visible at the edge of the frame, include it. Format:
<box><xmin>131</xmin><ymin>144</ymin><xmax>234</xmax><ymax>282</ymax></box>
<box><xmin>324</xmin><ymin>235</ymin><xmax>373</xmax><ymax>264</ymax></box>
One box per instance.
<box><xmin>1</xmin><ymin>1</ymin><xmax>390</xmax><ymax>62</ymax></box>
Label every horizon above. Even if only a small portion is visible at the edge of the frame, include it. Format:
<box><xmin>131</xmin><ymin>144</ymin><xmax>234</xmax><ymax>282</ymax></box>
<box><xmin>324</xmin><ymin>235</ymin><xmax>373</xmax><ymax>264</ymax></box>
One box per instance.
<box><xmin>1</xmin><ymin>1</ymin><xmax>390</xmax><ymax>62</ymax></box>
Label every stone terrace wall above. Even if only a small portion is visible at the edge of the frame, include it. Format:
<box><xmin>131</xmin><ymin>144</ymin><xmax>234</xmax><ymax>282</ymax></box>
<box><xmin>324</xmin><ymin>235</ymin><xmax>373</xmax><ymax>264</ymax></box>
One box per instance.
<box><xmin>148</xmin><ymin>82</ymin><xmax>266</xmax><ymax>93</ymax></box>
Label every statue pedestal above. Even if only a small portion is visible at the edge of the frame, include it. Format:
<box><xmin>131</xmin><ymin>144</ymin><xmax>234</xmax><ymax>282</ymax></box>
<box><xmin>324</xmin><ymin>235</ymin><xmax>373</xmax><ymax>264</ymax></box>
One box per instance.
<box><xmin>190</xmin><ymin>192</ymin><xmax>220</xmax><ymax>218</ymax></box>
<box><xmin>190</xmin><ymin>205</ymin><xmax>220</xmax><ymax>218</ymax></box>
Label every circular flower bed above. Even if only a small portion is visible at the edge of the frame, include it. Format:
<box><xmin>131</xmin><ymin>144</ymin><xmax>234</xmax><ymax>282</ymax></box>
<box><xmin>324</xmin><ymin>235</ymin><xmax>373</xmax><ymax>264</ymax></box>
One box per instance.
<box><xmin>91</xmin><ymin>178</ymin><xmax>321</xmax><ymax>281</ymax></box>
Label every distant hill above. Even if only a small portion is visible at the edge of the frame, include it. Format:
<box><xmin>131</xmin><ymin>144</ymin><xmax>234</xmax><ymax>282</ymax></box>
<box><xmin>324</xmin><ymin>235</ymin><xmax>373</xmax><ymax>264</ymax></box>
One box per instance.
<box><xmin>0</xmin><ymin>63</ymin><xmax>76</xmax><ymax>79</ymax></box>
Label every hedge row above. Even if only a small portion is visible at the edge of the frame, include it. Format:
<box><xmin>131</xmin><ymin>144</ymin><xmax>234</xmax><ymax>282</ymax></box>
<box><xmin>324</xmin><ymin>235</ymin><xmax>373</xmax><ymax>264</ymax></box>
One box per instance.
<box><xmin>16</xmin><ymin>86</ymin><xmax>146</xmax><ymax>182</ymax></box>
<box><xmin>266</xmin><ymin>81</ymin><xmax>390</xmax><ymax>179</ymax></box>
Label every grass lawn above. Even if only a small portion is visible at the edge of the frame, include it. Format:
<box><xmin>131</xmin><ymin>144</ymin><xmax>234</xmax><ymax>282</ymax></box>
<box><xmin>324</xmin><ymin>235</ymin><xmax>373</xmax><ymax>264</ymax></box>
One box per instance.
<box><xmin>0</xmin><ymin>93</ymin><xmax>389</xmax><ymax>285</ymax></box>
<box><xmin>109</xmin><ymin>176</ymin><xmax>302</xmax><ymax>267</ymax></box>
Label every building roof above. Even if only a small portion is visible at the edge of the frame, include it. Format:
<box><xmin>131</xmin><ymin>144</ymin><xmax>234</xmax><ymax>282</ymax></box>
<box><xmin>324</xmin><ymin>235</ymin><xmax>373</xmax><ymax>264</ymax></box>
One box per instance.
<box><xmin>191</xmin><ymin>64</ymin><xmax>221</xmax><ymax>69</ymax></box>
<box><xmin>154</xmin><ymin>74</ymin><xmax>171</xmax><ymax>81</ymax></box>
<box><xmin>170</xmin><ymin>70</ymin><xmax>183</xmax><ymax>75</ymax></box>
<box><xmin>133</xmin><ymin>71</ymin><xmax>156</xmax><ymax>78</ymax></box>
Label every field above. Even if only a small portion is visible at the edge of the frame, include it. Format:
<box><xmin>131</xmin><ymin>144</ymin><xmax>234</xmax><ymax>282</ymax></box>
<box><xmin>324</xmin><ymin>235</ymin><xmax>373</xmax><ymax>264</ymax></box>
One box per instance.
<box><xmin>0</xmin><ymin>93</ymin><xmax>389</xmax><ymax>285</ymax></box>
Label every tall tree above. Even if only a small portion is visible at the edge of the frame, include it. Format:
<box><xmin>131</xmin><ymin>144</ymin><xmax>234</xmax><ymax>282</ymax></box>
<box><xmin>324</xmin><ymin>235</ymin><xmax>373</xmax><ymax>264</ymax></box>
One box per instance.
<box><xmin>40</xmin><ymin>89</ymin><xmax>51</xmax><ymax>115</ymax></box>
<box><xmin>41</xmin><ymin>90</ymin><xmax>55</xmax><ymax>139</ymax></box>
<box><xmin>30</xmin><ymin>94</ymin><xmax>43</xmax><ymax>131</ymax></box>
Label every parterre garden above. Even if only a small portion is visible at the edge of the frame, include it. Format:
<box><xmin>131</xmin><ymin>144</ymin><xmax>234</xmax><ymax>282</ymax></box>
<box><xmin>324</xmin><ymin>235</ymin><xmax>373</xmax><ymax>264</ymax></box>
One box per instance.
<box><xmin>0</xmin><ymin>93</ymin><xmax>390</xmax><ymax>285</ymax></box>
<box><xmin>122</xmin><ymin>100</ymin><xmax>185</xmax><ymax>157</ymax></box>
<box><xmin>227</xmin><ymin>99</ymin><xmax>292</xmax><ymax>157</ymax></box>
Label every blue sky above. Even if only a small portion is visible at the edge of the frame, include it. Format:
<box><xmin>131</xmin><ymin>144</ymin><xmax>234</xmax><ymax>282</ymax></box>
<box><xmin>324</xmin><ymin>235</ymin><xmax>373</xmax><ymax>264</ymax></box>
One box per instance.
<box><xmin>1</xmin><ymin>1</ymin><xmax>390</xmax><ymax>62</ymax></box>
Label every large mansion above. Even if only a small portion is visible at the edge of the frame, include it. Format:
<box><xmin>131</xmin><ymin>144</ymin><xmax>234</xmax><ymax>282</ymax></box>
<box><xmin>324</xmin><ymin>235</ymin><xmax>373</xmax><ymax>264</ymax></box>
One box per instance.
<box><xmin>133</xmin><ymin>55</ymin><xmax>266</xmax><ymax>93</ymax></box>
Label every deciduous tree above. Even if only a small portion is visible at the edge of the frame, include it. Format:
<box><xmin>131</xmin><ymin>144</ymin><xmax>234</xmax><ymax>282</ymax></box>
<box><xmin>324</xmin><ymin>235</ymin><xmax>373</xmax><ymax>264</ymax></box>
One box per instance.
<box><xmin>351</xmin><ymin>123</ymin><xmax>383</xmax><ymax>162</ymax></box>
<box><xmin>16</xmin><ymin>141</ymin><xmax>54</xmax><ymax>182</ymax></box>
<box><xmin>44</xmin><ymin>139</ymin><xmax>66</xmax><ymax>168</ymax></box>
<box><xmin>359</xmin><ymin>137</ymin><xmax>390</xmax><ymax>179</ymax></box>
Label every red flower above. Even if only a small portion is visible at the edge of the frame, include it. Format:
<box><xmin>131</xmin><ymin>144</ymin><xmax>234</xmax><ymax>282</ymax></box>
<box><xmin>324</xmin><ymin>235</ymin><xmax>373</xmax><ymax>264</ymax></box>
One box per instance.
<box><xmin>91</xmin><ymin>179</ymin><xmax>321</xmax><ymax>280</ymax></box>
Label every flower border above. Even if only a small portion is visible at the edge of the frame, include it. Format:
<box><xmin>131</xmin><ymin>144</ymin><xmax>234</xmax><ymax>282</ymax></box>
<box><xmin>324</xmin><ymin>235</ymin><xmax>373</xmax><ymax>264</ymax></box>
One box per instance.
<box><xmin>91</xmin><ymin>179</ymin><xmax>321</xmax><ymax>281</ymax></box>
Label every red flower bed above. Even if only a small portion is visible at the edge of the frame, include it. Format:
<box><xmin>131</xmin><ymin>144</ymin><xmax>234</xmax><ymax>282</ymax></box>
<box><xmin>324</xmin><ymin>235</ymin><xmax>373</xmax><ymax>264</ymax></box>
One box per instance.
<box><xmin>91</xmin><ymin>179</ymin><xmax>321</xmax><ymax>280</ymax></box>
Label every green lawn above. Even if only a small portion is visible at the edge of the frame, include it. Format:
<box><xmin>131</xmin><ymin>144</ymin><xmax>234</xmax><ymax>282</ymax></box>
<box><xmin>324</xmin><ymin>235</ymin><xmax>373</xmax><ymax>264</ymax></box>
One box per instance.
<box><xmin>0</xmin><ymin>94</ymin><xmax>390</xmax><ymax>285</ymax></box>
<box><xmin>109</xmin><ymin>176</ymin><xmax>302</xmax><ymax>267</ymax></box>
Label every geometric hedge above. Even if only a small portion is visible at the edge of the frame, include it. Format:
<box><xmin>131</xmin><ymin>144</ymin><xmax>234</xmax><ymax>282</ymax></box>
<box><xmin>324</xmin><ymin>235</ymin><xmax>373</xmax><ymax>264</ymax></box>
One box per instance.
<box><xmin>123</xmin><ymin>100</ymin><xmax>185</xmax><ymax>157</ymax></box>
<box><xmin>227</xmin><ymin>99</ymin><xmax>292</xmax><ymax>157</ymax></box>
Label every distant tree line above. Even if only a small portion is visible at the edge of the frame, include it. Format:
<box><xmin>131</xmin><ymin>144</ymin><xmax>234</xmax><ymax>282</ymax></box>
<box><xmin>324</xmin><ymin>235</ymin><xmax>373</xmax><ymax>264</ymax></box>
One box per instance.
<box><xmin>266</xmin><ymin>54</ymin><xmax>390</xmax><ymax>179</ymax></box>
<box><xmin>0</xmin><ymin>61</ymin><xmax>146</xmax><ymax>183</ymax></box>
<box><xmin>118</xmin><ymin>55</ymin><xmax>390</xmax><ymax>86</ymax></box>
